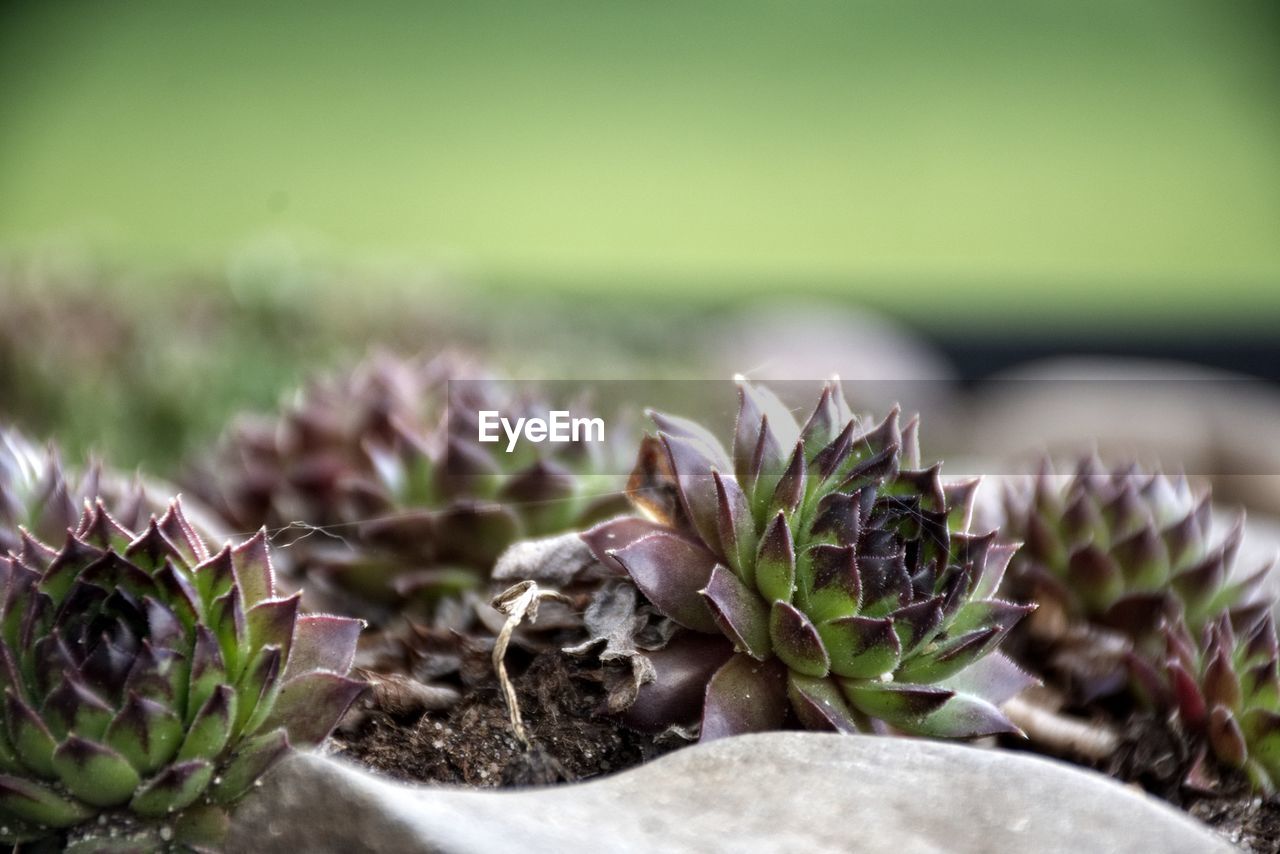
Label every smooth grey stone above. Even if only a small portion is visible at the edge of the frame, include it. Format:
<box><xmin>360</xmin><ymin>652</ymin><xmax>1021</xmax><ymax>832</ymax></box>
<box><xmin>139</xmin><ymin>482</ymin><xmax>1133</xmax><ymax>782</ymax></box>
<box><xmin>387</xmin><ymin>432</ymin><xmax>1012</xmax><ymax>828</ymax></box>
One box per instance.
<box><xmin>230</xmin><ymin>732</ymin><xmax>1233</xmax><ymax>854</ymax></box>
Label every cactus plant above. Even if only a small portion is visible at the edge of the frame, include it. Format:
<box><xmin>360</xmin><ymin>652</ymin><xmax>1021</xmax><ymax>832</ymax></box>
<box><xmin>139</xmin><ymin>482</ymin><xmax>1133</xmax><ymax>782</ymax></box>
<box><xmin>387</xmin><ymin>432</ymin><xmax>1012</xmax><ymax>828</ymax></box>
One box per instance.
<box><xmin>188</xmin><ymin>352</ymin><xmax>624</xmax><ymax>621</ymax></box>
<box><xmin>0</xmin><ymin>499</ymin><xmax>365</xmax><ymax>850</ymax></box>
<box><xmin>583</xmin><ymin>379</ymin><xmax>1033</xmax><ymax>741</ymax></box>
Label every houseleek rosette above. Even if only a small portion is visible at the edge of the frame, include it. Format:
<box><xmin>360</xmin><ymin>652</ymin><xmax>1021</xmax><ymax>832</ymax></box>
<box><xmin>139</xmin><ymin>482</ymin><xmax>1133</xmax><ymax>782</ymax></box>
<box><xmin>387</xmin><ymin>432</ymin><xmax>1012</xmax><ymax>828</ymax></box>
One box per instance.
<box><xmin>1</xmin><ymin>427</ymin><xmax>147</xmax><ymax>558</ymax></box>
<box><xmin>1002</xmin><ymin>460</ymin><xmax>1268</xmax><ymax>640</ymax></box>
<box><xmin>584</xmin><ymin>379</ymin><xmax>1034</xmax><ymax>741</ymax></box>
<box><xmin>1164</xmin><ymin>611</ymin><xmax>1280</xmax><ymax>793</ymax></box>
<box><xmin>0</xmin><ymin>500</ymin><xmax>365</xmax><ymax>850</ymax></box>
<box><xmin>190</xmin><ymin>353</ymin><xmax>624</xmax><ymax>618</ymax></box>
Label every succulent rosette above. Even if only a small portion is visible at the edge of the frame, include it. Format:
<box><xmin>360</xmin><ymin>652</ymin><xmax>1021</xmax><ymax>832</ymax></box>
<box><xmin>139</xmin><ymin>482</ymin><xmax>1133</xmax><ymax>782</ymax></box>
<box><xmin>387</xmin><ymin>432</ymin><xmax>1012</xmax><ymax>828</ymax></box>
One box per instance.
<box><xmin>583</xmin><ymin>379</ymin><xmax>1034</xmax><ymax>741</ymax></box>
<box><xmin>1163</xmin><ymin>610</ymin><xmax>1280</xmax><ymax>793</ymax></box>
<box><xmin>1</xmin><ymin>427</ymin><xmax>148</xmax><ymax>557</ymax></box>
<box><xmin>1002</xmin><ymin>460</ymin><xmax>1268</xmax><ymax>640</ymax></box>
<box><xmin>999</xmin><ymin>460</ymin><xmax>1272</xmax><ymax>703</ymax></box>
<box><xmin>189</xmin><ymin>353</ymin><xmax>624</xmax><ymax>620</ymax></box>
<box><xmin>0</xmin><ymin>499</ymin><xmax>365</xmax><ymax>850</ymax></box>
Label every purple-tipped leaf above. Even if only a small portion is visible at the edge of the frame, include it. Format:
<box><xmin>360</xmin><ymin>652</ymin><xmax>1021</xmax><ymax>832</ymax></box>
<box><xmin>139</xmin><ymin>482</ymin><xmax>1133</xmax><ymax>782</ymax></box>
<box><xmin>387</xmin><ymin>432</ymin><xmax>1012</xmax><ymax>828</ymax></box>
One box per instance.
<box><xmin>246</xmin><ymin>594</ymin><xmax>300</xmax><ymax>660</ymax></box>
<box><xmin>258</xmin><ymin>671</ymin><xmax>367</xmax><ymax>746</ymax></box>
<box><xmin>51</xmin><ymin>736</ymin><xmax>140</xmax><ymax>807</ymax></box>
<box><xmin>283</xmin><ymin>614</ymin><xmax>362</xmax><ymax>681</ymax></box>
<box><xmin>713</xmin><ymin>472</ymin><xmax>756</xmax><ymax>582</ymax></box>
<box><xmin>105</xmin><ymin>693</ymin><xmax>183</xmax><ymax>775</ymax></box>
<box><xmin>207</xmin><ymin>727</ymin><xmax>290</xmax><ymax>805</ymax></box>
<box><xmin>818</xmin><ymin>615</ymin><xmax>901</xmax><ymax>679</ymax></box>
<box><xmin>908</xmin><ymin>692</ymin><xmax>1021</xmax><ymax>738</ymax></box>
<box><xmin>787</xmin><ymin>673</ymin><xmax>862</xmax><ymax>733</ymax></box>
<box><xmin>768</xmin><ymin>601</ymin><xmax>829</xmax><ymax>678</ymax></box>
<box><xmin>659</xmin><ymin>432</ymin><xmax>727</xmax><ymax>555</ymax></box>
<box><xmin>129</xmin><ymin>759</ymin><xmax>215</xmax><ymax>818</ymax></box>
<box><xmin>754</xmin><ymin>512</ymin><xmax>796</xmax><ymax>604</ymax></box>
<box><xmin>231</xmin><ymin>530</ymin><xmax>275</xmax><ymax>606</ymax></box>
<box><xmin>840</xmin><ymin>681</ymin><xmax>953</xmax><ymax>723</ymax></box>
<box><xmin>700</xmin><ymin>565</ymin><xmax>771</xmax><ymax>660</ymax></box>
<box><xmin>0</xmin><ymin>773</ymin><xmax>94</xmax><ymax>827</ymax></box>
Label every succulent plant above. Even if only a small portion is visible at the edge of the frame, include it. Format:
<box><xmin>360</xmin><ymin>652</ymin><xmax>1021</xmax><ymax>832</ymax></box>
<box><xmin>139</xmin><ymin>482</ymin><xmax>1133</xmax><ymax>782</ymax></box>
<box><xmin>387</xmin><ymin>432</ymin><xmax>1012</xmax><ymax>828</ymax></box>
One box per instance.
<box><xmin>188</xmin><ymin>352</ymin><xmax>625</xmax><ymax>621</ymax></box>
<box><xmin>1162</xmin><ymin>610</ymin><xmax>1280</xmax><ymax>793</ymax></box>
<box><xmin>0</xmin><ymin>499</ymin><xmax>365</xmax><ymax>850</ymax></box>
<box><xmin>1</xmin><ymin>428</ymin><xmax>147</xmax><ymax>558</ymax></box>
<box><xmin>1000</xmin><ymin>460</ymin><xmax>1271</xmax><ymax>701</ymax></box>
<box><xmin>1002</xmin><ymin>460</ymin><xmax>1267</xmax><ymax>639</ymax></box>
<box><xmin>582</xmin><ymin>379</ymin><xmax>1034</xmax><ymax>741</ymax></box>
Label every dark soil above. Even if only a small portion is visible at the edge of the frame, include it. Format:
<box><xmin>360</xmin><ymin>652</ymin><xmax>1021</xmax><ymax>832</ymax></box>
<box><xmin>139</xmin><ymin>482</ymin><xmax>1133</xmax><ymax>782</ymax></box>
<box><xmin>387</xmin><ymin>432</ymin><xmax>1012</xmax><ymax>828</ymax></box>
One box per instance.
<box><xmin>1191</xmin><ymin>790</ymin><xmax>1280</xmax><ymax>853</ymax></box>
<box><xmin>332</xmin><ymin>649</ymin><xmax>671</xmax><ymax>787</ymax></box>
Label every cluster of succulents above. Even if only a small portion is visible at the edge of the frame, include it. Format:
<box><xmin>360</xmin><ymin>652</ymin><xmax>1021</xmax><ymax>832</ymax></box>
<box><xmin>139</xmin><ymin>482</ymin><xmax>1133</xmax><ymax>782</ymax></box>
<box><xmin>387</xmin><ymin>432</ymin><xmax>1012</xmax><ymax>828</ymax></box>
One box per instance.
<box><xmin>189</xmin><ymin>352</ymin><xmax>625</xmax><ymax>620</ymax></box>
<box><xmin>0</xmin><ymin>497</ymin><xmax>365</xmax><ymax>850</ymax></box>
<box><xmin>583</xmin><ymin>379</ymin><xmax>1034</xmax><ymax>741</ymax></box>
<box><xmin>999</xmin><ymin>458</ymin><xmax>1280</xmax><ymax>792</ymax></box>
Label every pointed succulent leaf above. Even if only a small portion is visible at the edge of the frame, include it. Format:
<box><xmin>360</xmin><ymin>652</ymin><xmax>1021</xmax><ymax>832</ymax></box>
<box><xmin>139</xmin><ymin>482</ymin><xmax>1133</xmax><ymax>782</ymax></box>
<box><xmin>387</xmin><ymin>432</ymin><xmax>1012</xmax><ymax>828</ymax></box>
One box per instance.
<box><xmin>609</xmin><ymin>532</ymin><xmax>719</xmax><ymax>633</ymax></box>
<box><xmin>939</xmin><ymin>651</ymin><xmax>1038</xmax><ymax>707</ymax></box>
<box><xmin>230</xmin><ymin>529</ymin><xmax>275</xmax><ymax>607</ymax></box>
<box><xmin>581</xmin><ymin>517</ymin><xmax>673</xmax><ymax>575</ymax></box>
<box><xmin>805</xmin><ymin>544</ymin><xmax>863</xmax><ymax>623</ymax></box>
<box><xmin>245</xmin><ymin>594</ymin><xmax>300</xmax><ymax>660</ymax></box>
<box><xmin>283</xmin><ymin>614</ymin><xmax>362</xmax><ymax>682</ymax></box>
<box><xmin>659</xmin><ymin>432</ymin><xmax>726</xmax><ymax>555</ymax></box>
<box><xmin>888</xmin><ymin>596</ymin><xmax>946</xmax><ymax>656</ymax></box>
<box><xmin>896</xmin><ymin>626</ymin><xmax>1003</xmax><ymax>684</ymax></box>
<box><xmin>258</xmin><ymin>672</ymin><xmax>366</xmax><ymax>746</ymax></box>
<box><xmin>907</xmin><ymin>692</ymin><xmax>1022</xmax><ymax>738</ymax></box>
<box><xmin>623</xmin><ymin>633</ymin><xmax>734</xmax><ymax>733</ymax></box>
<box><xmin>178</xmin><ymin>684</ymin><xmax>237</xmax><ymax>762</ymax></box>
<box><xmin>700</xmin><ymin>654</ymin><xmax>788</xmax><ymax>741</ymax></box>
<box><xmin>819</xmin><ymin>615</ymin><xmax>901</xmax><ymax>679</ymax></box>
<box><xmin>237</xmin><ymin>649</ymin><xmax>283</xmax><ymax>738</ymax></box>
<box><xmin>712</xmin><ymin>472</ymin><xmax>756</xmax><ymax>583</ymax></box>
<box><xmin>1208</xmin><ymin>706</ymin><xmax>1248</xmax><ymax>768</ymax></box>
<box><xmin>648</xmin><ymin>410</ymin><xmax>731</xmax><ymax>470</ymax></box>
<box><xmin>5</xmin><ymin>690</ymin><xmax>57</xmax><ymax>778</ymax></box>
<box><xmin>51</xmin><ymin>737</ymin><xmax>141</xmax><ymax>808</ymax></box>
<box><xmin>123</xmin><ymin>519</ymin><xmax>185</xmax><ymax>574</ymax></box>
<box><xmin>156</xmin><ymin>503</ymin><xmax>208</xmax><ymax>566</ymax></box>
<box><xmin>192</xmin><ymin>547</ymin><xmax>235</xmax><ymax>608</ymax></box>
<box><xmin>105</xmin><ymin>693</ymin><xmax>184</xmax><ymax>775</ymax></box>
<box><xmin>754</xmin><ymin>512</ymin><xmax>796</xmax><ymax>603</ymax></box>
<box><xmin>787</xmin><ymin>673</ymin><xmax>863</xmax><ymax>733</ymax></box>
<box><xmin>840</xmin><ymin>681</ymin><xmax>953</xmax><ymax>724</ymax></box>
<box><xmin>768</xmin><ymin>601</ymin><xmax>829</xmax><ymax>678</ymax></box>
<box><xmin>768</xmin><ymin>443</ymin><xmax>807</xmax><ymax>520</ymax></box>
<box><xmin>0</xmin><ymin>773</ymin><xmax>95</xmax><ymax>827</ymax></box>
<box><xmin>207</xmin><ymin>727</ymin><xmax>290</xmax><ymax>805</ymax></box>
<box><xmin>128</xmin><ymin>759</ymin><xmax>215</xmax><ymax>818</ymax></box>
<box><xmin>187</xmin><ymin>626</ymin><xmax>227</xmax><ymax>721</ymax></box>
<box><xmin>700</xmin><ymin>565</ymin><xmax>771</xmax><ymax>660</ymax></box>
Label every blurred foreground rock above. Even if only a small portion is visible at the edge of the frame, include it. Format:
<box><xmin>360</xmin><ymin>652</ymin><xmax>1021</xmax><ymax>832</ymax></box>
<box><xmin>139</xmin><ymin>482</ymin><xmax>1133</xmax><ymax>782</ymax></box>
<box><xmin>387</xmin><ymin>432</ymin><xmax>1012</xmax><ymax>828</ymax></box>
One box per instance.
<box><xmin>231</xmin><ymin>732</ymin><xmax>1230</xmax><ymax>853</ymax></box>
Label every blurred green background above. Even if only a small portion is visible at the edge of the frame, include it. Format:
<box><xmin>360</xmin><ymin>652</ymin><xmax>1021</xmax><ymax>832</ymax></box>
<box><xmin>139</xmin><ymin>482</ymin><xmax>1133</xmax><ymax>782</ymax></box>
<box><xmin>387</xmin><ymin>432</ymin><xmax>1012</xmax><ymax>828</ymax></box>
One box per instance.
<box><xmin>2</xmin><ymin>1</ymin><xmax>1279</xmax><ymax>468</ymax></box>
